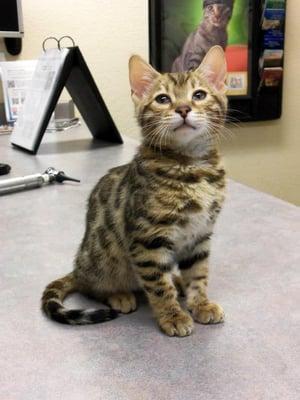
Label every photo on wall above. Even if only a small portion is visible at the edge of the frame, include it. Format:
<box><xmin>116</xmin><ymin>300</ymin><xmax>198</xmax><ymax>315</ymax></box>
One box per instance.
<box><xmin>153</xmin><ymin>0</ymin><xmax>250</xmax><ymax>96</ymax></box>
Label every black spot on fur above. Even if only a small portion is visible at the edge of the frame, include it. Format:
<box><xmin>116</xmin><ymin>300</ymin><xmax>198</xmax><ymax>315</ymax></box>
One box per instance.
<box><xmin>45</xmin><ymin>302</ymin><xmax>118</xmax><ymax>325</ymax></box>
<box><xmin>140</xmin><ymin>272</ymin><xmax>162</xmax><ymax>281</ymax></box>
<box><xmin>206</xmin><ymin>169</ymin><xmax>225</xmax><ymax>184</ymax></box>
<box><xmin>181</xmin><ymin>199</ymin><xmax>202</xmax><ymax>213</ymax></box>
<box><xmin>89</xmin><ymin>309</ymin><xmax>118</xmax><ymax>323</ymax></box>
<box><xmin>143</xmin><ymin>285</ymin><xmax>165</xmax><ymax>297</ymax></box>
<box><xmin>154</xmin><ymin>288</ymin><xmax>165</xmax><ymax>297</ymax></box>
<box><xmin>46</xmin><ymin>300</ymin><xmax>61</xmax><ymax>313</ymax></box>
<box><xmin>135</xmin><ymin>260</ymin><xmax>173</xmax><ymax>272</ymax></box>
<box><xmin>179</xmin><ymin>251</ymin><xmax>209</xmax><ymax>270</ymax></box>
<box><xmin>136</xmin><ymin>260</ymin><xmax>157</xmax><ymax>268</ymax></box>
<box><xmin>65</xmin><ymin>309</ymin><xmax>84</xmax><ymax>320</ymax></box>
<box><xmin>133</xmin><ymin>236</ymin><xmax>174</xmax><ymax>250</ymax></box>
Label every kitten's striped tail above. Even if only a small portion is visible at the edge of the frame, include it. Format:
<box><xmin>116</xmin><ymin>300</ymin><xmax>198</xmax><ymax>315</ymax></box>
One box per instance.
<box><xmin>41</xmin><ymin>272</ymin><xmax>118</xmax><ymax>325</ymax></box>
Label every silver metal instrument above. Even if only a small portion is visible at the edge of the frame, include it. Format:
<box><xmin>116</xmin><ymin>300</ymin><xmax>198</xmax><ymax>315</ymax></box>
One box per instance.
<box><xmin>0</xmin><ymin>167</ymin><xmax>80</xmax><ymax>195</ymax></box>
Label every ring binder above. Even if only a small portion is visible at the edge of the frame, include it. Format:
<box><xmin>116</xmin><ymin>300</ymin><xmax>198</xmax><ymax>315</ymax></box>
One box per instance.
<box><xmin>42</xmin><ymin>36</ymin><xmax>59</xmax><ymax>52</ymax></box>
<box><xmin>58</xmin><ymin>36</ymin><xmax>75</xmax><ymax>50</ymax></box>
<box><xmin>42</xmin><ymin>35</ymin><xmax>76</xmax><ymax>52</ymax></box>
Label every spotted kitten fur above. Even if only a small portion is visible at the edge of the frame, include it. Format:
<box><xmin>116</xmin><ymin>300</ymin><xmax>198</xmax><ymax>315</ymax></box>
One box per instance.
<box><xmin>42</xmin><ymin>46</ymin><xmax>227</xmax><ymax>337</ymax></box>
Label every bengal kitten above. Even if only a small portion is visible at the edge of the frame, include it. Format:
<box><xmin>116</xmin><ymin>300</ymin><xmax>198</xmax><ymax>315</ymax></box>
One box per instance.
<box><xmin>42</xmin><ymin>46</ymin><xmax>228</xmax><ymax>337</ymax></box>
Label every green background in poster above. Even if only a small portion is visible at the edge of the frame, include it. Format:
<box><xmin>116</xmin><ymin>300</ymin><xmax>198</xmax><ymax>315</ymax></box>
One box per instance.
<box><xmin>161</xmin><ymin>0</ymin><xmax>249</xmax><ymax>70</ymax></box>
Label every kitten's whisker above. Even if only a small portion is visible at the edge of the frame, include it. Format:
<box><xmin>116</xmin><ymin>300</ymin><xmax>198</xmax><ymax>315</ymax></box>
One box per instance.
<box><xmin>163</xmin><ymin>126</ymin><xmax>171</xmax><ymax>149</ymax></box>
<box><xmin>143</xmin><ymin>125</ymin><xmax>161</xmax><ymax>148</ymax></box>
<box><xmin>142</xmin><ymin>116</ymin><xmax>173</xmax><ymax>131</ymax></box>
<box><xmin>158</xmin><ymin>125</ymin><xmax>170</xmax><ymax>152</ymax></box>
<box><xmin>205</xmin><ymin>121</ymin><xmax>235</xmax><ymax>142</ymax></box>
<box><xmin>142</xmin><ymin>121</ymin><xmax>161</xmax><ymax>129</ymax></box>
<box><xmin>198</xmin><ymin>115</ymin><xmax>235</xmax><ymax>140</ymax></box>
<box><xmin>150</xmin><ymin>124</ymin><xmax>167</xmax><ymax>152</ymax></box>
<box><xmin>199</xmin><ymin>119</ymin><xmax>233</xmax><ymax>143</ymax></box>
<box><xmin>226</xmin><ymin>107</ymin><xmax>248</xmax><ymax>118</ymax></box>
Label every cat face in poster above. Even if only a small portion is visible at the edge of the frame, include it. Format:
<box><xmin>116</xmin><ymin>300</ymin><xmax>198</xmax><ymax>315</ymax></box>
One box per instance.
<box><xmin>204</xmin><ymin>0</ymin><xmax>233</xmax><ymax>28</ymax></box>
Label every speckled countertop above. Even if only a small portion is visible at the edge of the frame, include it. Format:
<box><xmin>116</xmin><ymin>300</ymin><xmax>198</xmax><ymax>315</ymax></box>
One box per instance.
<box><xmin>1</xmin><ymin>127</ymin><xmax>299</xmax><ymax>400</ymax></box>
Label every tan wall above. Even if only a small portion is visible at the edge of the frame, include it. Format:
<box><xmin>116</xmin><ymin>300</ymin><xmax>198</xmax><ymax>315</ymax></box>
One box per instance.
<box><xmin>0</xmin><ymin>0</ymin><xmax>298</xmax><ymax>205</ymax></box>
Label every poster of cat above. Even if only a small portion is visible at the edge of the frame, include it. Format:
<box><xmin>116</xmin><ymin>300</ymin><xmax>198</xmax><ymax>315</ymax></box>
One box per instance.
<box><xmin>155</xmin><ymin>0</ymin><xmax>249</xmax><ymax>96</ymax></box>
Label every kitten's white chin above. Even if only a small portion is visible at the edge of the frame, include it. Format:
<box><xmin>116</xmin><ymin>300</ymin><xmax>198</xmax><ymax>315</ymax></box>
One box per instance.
<box><xmin>174</xmin><ymin>124</ymin><xmax>196</xmax><ymax>133</ymax></box>
<box><xmin>172</xmin><ymin>125</ymin><xmax>205</xmax><ymax>146</ymax></box>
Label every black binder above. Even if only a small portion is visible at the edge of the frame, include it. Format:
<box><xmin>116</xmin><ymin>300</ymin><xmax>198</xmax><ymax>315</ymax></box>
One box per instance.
<box><xmin>11</xmin><ymin>46</ymin><xmax>123</xmax><ymax>154</ymax></box>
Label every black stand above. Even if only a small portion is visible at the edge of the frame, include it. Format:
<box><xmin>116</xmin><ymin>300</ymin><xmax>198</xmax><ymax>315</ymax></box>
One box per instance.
<box><xmin>12</xmin><ymin>46</ymin><xmax>123</xmax><ymax>154</ymax></box>
<box><xmin>4</xmin><ymin>37</ymin><xmax>22</xmax><ymax>56</ymax></box>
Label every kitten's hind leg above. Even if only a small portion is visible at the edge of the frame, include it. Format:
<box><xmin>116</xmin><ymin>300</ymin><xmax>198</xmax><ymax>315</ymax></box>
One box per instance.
<box><xmin>107</xmin><ymin>292</ymin><xmax>137</xmax><ymax>314</ymax></box>
<box><xmin>179</xmin><ymin>239</ymin><xmax>224</xmax><ymax>325</ymax></box>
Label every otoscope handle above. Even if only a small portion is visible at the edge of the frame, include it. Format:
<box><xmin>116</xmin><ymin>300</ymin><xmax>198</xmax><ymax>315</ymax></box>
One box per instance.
<box><xmin>0</xmin><ymin>173</ymin><xmax>49</xmax><ymax>195</ymax></box>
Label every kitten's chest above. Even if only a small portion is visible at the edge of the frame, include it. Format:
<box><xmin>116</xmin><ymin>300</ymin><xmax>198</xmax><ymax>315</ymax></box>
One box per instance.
<box><xmin>177</xmin><ymin>211</ymin><xmax>211</xmax><ymax>252</ymax></box>
<box><xmin>172</xmin><ymin>181</ymin><xmax>224</xmax><ymax>255</ymax></box>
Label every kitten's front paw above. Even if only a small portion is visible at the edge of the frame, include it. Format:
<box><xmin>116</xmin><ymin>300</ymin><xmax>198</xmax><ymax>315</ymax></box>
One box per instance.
<box><xmin>191</xmin><ymin>302</ymin><xmax>224</xmax><ymax>324</ymax></box>
<box><xmin>158</xmin><ymin>310</ymin><xmax>194</xmax><ymax>337</ymax></box>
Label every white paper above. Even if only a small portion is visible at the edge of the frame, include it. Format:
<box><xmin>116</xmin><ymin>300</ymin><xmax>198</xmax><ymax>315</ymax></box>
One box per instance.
<box><xmin>0</xmin><ymin>60</ymin><xmax>36</xmax><ymax>122</ymax></box>
<box><xmin>11</xmin><ymin>48</ymin><xmax>70</xmax><ymax>151</ymax></box>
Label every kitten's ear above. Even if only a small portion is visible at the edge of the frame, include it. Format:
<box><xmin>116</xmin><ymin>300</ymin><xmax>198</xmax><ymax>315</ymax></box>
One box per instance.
<box><xmin>129</xmin><ymin>55</ymin><xmax>160</xmax><ymax>99</ymax></box>
<box><xmin>196</xmin><ymin>46</ymin><xmax>227</xmax><ymax>92</ymax></box>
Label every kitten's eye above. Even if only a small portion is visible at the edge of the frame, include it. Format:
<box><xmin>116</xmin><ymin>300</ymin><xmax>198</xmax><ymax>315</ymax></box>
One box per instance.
<box><xmin>192</xmin><ymin>90</ymin><xmax>207</xmax><ymax>101</ymax></box>
<box><xmin>155</xmin><ymin>94</ymin><xmax>171</xmax><ymax>104</ymax></box>
<box><xmin>208</xmin><ymin>5</ymin><xmax>213</xmax><ymax>11</ymax></box>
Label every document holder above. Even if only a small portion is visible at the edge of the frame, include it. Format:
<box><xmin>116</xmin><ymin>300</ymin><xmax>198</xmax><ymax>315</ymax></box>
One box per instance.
<box><xmin>11</xmin><ymin>46</ymin><xmax>123</xmax><ymax>154</ymax></box>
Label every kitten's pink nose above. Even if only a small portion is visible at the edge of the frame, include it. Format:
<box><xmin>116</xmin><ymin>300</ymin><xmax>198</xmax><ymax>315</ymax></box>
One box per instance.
<box><xmin>175</xmin><ymin>105</ymin><xmax>191</xmax><ymax>119</ymax></box>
